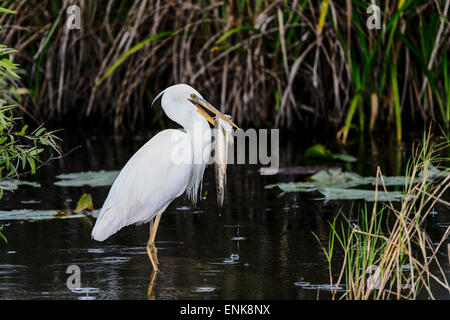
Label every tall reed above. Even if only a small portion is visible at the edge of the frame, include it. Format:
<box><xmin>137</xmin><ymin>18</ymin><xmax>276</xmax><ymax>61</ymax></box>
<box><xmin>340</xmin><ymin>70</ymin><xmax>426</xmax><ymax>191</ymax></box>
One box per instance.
<box><xmin>318</xmin><ymin>131</ymin><xmax>450</xmax><ymax>299</ymax></box>
<box><xmin>0</xmin><ymin>1</ymin><xmax>448</xmax><ymax>138</ymax></box>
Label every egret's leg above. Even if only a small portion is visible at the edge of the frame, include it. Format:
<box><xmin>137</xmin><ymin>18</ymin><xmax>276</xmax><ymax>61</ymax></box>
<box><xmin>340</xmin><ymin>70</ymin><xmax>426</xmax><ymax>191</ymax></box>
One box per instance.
<box><xmin>145</xmin><ymin>203</ymin><xmax>169</xmax><ymax>271</ymax></box>
<box><xmin>146</xmin><ymin>213</ymin><xmax>163</xmax><ymax>271</ymax></box>
<box><xmin>150</xmin><ymin>213</ymin><xmax>162</xmax><ymax>244</ymax></box>
<box><xmin>149</xmin><ymin>213</ymin><xmax>162</xmax><ymax>265</ymax></box>
<box><xmin>146</xmin><ymin>219</ymin><xmax>159</xmax><ymax>271</ymax></box>
<box><xmin>146</xmin><ymin>242</ymin><xmax>158</xmax><ymax>271</ymax></box>
<box><xmin>147</xmin><ymin>270</ymin><xmax>157</xmax><ymax>300</ymax></box>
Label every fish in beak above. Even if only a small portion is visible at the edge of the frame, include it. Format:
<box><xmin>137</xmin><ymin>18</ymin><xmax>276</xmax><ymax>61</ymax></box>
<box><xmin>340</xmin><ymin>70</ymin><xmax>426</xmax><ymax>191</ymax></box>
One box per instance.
<box><xmin>189</xmin><ymin>97</ymin><xmax>240</xmax><ymax>130</ymax></box>
<box><xmin>214</xmin><ymin>116</ymin><xmax>234</xmax><ymax>210</ymax></box>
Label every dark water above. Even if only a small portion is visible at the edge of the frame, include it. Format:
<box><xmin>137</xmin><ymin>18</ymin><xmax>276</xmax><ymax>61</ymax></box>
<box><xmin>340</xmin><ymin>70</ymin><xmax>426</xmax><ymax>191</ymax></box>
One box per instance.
<box><xmin>0</xmin><ymin>131</ymin><xmax>448</xmax><ymax>300</ymax></box>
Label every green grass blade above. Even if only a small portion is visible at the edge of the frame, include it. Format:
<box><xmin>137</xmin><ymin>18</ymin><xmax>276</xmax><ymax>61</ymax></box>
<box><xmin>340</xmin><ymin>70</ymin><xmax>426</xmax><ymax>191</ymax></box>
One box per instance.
<box><xmin>94</xmin><ymin>31</ymin><xmax>177</xmax><ymax>88</ymax></box>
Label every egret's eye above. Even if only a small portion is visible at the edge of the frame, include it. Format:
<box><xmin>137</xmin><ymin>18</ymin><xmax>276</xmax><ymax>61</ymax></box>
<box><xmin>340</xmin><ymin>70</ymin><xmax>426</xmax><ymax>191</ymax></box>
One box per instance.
<box><xmin>190</xmin><ymin>94</ymin><xmax>197</xmax><ymax>99</ymax></box>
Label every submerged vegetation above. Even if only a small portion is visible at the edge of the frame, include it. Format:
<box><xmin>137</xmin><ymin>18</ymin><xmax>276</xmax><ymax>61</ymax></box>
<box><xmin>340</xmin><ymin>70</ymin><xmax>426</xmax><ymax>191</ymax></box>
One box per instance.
<box><xmin>0</xmin><ymin>0</ymin><xmax>448</xmax><ymax>140</ymax></box>
<box><xmin>316</xmin><ymin>133</ymin><xmax>450</xmax><ymax>299</ymax></box>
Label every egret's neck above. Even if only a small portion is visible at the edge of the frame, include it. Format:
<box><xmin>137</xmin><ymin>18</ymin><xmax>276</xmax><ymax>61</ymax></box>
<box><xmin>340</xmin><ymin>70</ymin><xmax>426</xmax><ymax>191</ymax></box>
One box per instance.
<box><xmin>183</xmin><ymin>115</ymin><xmax>209</xmax><ymax>135</ymax></box>
<box><xmin>184</xmin><ymin>116</ymin><xmax>212</xmax><ymax>166</ymax></box>
<box><xmin>160</xmin><ymin>97</ymin><xmax>212</xmax><ymax>164</ymax></box>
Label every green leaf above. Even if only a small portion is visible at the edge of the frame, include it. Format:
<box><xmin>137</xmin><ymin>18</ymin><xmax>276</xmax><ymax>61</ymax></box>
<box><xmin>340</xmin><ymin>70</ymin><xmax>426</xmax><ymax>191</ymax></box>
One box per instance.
<box><xmin>34</xmin><ymin>127</ymin><xmax>46</xmax><ymax>136</ymax></box>
<box><xmin>304</xmin><ymin>144</ymin><xmax>357</xmax><ymax>162</ymax></box>
<box><xmin>215</xmin><ymin>26</ymin><xmax>258</xmax><ymax>45</ymax></box>
<box><xmin>0</xmin><ymin>229</ymin><xmax>7</xmax><ymax>243</ymax></box>
<box><xmin>94</xmin><ymin>31</ymin><xmax>176</xmax><ymax>88</ymax></box>
<box><xmin>75</xmin><ymin>193</ymin><xmax>94</xmax><ymax>211</ymax></box>
<box><xmin>0</xmin><ymin>58</ymin><xmax>17</xmax><ymax>70</ymax></box>
<box><xmin>0</xmin><ymin>7</ymin><xmax>17</xmax><ymax>14</ymax></box>
<box><xmin>304</xmin><ymin>144</ymin><xmax>333</xmax><ymax>159</ymax></box>
<box><xmin>27</xmin><ymin>157</ymin><xmax>35</xmax><ymax>173</ymax></box>
<box><xmin>28</xmin><ymin>148</ymin><xmax>43</xmax><ymax>156</ymax></box>
<box><xmin>21</xmin><ymin>155</ymin><xmax>26</xmax><ymax>169</ymax></box>
<box><xmin>16</xmin><ymin>124</ymin><xmax>28</xmax><ymax>136</ymax></box>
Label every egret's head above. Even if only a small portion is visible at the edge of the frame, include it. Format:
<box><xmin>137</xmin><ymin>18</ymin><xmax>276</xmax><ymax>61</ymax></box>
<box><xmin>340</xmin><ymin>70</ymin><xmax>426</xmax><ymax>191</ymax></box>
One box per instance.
<box><xmin>152</xmin><ymin>84</ymin><xmax>239</xmax><ymax>130</ymax></box>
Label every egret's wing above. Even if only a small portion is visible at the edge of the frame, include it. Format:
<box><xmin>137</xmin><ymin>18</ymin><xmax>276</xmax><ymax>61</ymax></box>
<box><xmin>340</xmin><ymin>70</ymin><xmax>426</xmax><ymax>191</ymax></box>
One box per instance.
<box><xmin>91</xmin><ymin>129</ymin><xmax>193</xmax><ymax>241</ymax></box>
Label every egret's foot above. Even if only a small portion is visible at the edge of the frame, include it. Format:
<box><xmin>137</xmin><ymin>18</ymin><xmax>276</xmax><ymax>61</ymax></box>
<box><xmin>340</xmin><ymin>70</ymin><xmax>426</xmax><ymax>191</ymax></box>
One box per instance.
<box><xmin>146</xmin><ymin>243</ymin><xmax>159</xmax><ymax>271</ymax></box>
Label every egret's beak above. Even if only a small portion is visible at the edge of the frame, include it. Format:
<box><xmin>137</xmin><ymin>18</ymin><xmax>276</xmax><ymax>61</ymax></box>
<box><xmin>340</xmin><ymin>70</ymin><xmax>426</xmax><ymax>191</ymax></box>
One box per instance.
<box><xmin>189</xmin><ymin>98</ymin><xmax>240</xmax><ymax>130</ymax></box>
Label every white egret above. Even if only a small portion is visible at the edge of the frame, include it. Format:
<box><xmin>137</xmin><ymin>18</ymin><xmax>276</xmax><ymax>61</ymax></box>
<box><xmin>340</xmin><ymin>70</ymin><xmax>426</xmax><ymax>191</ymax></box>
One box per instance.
<box><xmin>91</xmin><ymin>84</ymin><xmax>239</xmax><ymax>271</ymax></box>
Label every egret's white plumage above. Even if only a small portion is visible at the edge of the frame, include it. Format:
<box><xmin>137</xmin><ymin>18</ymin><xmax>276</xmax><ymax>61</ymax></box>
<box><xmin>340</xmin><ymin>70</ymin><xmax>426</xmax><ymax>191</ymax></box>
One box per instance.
<box><xmin>91</xmin><ymin>84</ymin><xmax>239</xmax><ymax>271</ymax></box>
<box><xmin>91</xmin><ymin>129</ymin><xmax>193</xmax><ymax>241</ymax></box>
<box><xmin>91</xmin><ymin>84</ymin><xmax>212</xmax><ymax>241</ymax></box>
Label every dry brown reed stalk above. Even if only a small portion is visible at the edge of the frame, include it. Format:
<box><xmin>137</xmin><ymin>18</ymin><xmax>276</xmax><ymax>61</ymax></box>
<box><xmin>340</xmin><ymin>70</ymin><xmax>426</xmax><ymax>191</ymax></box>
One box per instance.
<box><xmin>0</xmin><ymin>1</ymin><xmax>448</xmax><ymax>134</ymax></box>
<box><xmin>326</xmin><ymin>134</ymin><xmax>450</xmax><ymax>300</ymax></box>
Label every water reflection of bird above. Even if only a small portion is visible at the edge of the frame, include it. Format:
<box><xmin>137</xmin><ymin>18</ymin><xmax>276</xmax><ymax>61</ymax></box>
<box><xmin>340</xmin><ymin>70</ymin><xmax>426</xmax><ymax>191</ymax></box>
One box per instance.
<box><xmin>91</xmin><ymin>84</ymin><xmax>239</xmax><ymax>271</ymax></box>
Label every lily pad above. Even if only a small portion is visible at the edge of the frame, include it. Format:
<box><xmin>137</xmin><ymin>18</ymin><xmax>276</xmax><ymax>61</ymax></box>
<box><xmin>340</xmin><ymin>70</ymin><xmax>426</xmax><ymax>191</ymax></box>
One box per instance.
<box><xmin>0</xmin><ymin>208</ymin><xmax>99</xmax><ymax>221</ymax></box>
<box><xmin>0</xmin><ymin>193</ymin><xmax>98</xmax><ymax>221</ymax></box>
<box><xmin>265</xmin><ymin>169</ymin><xmax>360</xmax><ymax>192</ymax></box>
<box><xmin>260</xmin><ymin>166</ymin><xmax>340</xmax><ymax>175</ymax></box>
<box><xmin>330</xmin><ymin>154</ymin><xmax>358</xmax><ymax>162</ymax></box>
<box><xmin>54</xmin><ymin>170</ymin><xmax>119</xmax><ymax>187</ymax></box>
<box><xmin>319</xmin><ymin>188</ymin><xmax>404</xmax><ymax>202</ymax></box>
<box><xmin>264</xmin><ymin>167</ymin><xmax>440</xmax><ymax>202</ymax></box>
<box><xmin>265</xmin><ymin>168</ymin><xmax>423</xmax><ymax>192</ymax></box>
<box><xmin>0</xmin><ymin>179</ymin><xmax>41</xmax><ymax>191</ymax></box>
